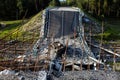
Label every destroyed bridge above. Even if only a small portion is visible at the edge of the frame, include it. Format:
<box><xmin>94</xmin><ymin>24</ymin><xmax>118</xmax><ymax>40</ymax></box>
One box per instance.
<box><xmin>32</xmin><ymin>7</ymin><xmax>103</xmax><ymax>71</ymax></box>
<box><xmin>0</xmin><ymin>7</ymin><xmax>120</xmax><ymax>79</ymax></box>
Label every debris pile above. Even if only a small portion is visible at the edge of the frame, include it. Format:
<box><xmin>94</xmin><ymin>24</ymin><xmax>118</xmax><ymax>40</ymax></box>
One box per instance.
<box><xmin>0</xmin><ymin>70</ymin><xmax>120</xmax><ymax>80</ymax></box>
<box><xmin>0</xmin><ymin>7</ymin><xmax>120</xmax><ymax>80</ymax></box>
<box><xmin>54</xmin><ymin>71</ymin><xmax>120</xmax><ymax>80</ymax></box>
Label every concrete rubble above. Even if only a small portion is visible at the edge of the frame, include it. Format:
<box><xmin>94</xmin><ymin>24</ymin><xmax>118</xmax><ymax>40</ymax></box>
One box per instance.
<box><xmin>0</xmin><ymin>7</ymin><xmax>120</xmax><ymax>80</ymax></box>
<box><xmin>54</xmin><ymin>71</ymin><xmax>120</xmax><ymax>80</ymax></box>
<box><xmin>0</xmin><ymin>70</ymin><xmax>120</xmax><ymax>80</ymax></box>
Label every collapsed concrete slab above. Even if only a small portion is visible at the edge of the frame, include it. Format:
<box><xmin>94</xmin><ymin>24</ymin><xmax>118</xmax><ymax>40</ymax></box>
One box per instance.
<box><xmin>32</xmin><ymin>7</ymin><xmax>103</xmax><ymax>71</ymax></box>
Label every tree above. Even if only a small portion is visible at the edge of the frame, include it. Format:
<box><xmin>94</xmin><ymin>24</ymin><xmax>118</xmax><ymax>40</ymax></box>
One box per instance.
<box><xmin>112</xmin><ymin>0</ymin><xmax>120</xmax><ymax>17</ymax></box>
<box><xmin>76</xmin><ymin>0</ymin><xmax>83</xmax><ymax>9</ymax></box>
<box><xmin>34</xmin><ymin>0</ymin><xmax>38</xmax><ymax>12</ymax></box>
<box><xmin>103</xmin><ymin>0</ymin><xmax>108</xmax><ymax>16</ymax></box>
<box><xmin>0</xmin><ymin>0</ymin><xmax>119</xmax><ymax>20</ymax></box>
<box><xmin>97</xmin><ymin>0</ymin><xmax>101</xmax><ymax>16</ymax></box>
<box><xmin>89</xmin><ymin>0</ymin><xmax>96</xmax><ymax>13</ymax></box>
<box><xmin>17</xmin><ymin>0</ymin><xmax>23</xmax><ymax>19</ymax></box>
<box><xmin>66</xmin><ymin>0</ymin><xmax>83</xmax><ymax>8</ymax></box>
<box><xmin>49</xmin><ymin>0</ymin><xmax>61</xmax><ymax>6</ymax></box>
<box><xmin>0</xmin><ymin>0</ymin><xmax>17</xmax><ymax>20</ymax></box>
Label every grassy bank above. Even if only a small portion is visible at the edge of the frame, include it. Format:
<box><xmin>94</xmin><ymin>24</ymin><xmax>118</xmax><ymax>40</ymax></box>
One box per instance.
<box><xmin>104</xmin><ymin>18</ymin><xmax>120</xmax><ymax>40</ymax></box>
<box><xmin>93</xmin><ymin>18</ymin><xmax>120</xmax><ymax>43</ymax></box>
<box><xmin>0</xmin><ymin>11</ymin><xmax>42</xmax><ymax>41</ymax></box>
<box><xmin>0</xmin><ymin>20</ymin><xmax>22</xmax><ymax>38</ymax></box>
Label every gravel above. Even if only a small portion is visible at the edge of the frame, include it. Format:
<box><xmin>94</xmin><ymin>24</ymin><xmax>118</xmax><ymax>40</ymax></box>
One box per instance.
<box><xmin>54</xmin><ymin>70</ymin><xmax>120</xmax><ymax>80</ymax></box>
<box><xmin>0</xmin><ymin>70</ymin><xmax>120</xmax><ymax>80</ymax></box>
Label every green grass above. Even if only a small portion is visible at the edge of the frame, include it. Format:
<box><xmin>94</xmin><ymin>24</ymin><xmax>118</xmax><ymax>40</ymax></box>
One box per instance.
<box><xmin>20</xmin><ymin>11</ymin><xmax>42</xmax><ymax>32</ymax></box>
<box><xmin>0</xmin><ymin>20</ymin><xmax>22</xmax><ymax>38</ymax></box>
<box><xmin>1</xmin><ymin>20</ymin><xmax>22</xmax><ymax>24</ymax></box>
<box><xmin>94</xmin><ymin>18</ymin><xmax>120</xmax><ymax>42</ymax></box>
<box><xmin>103</xmin><ymin>18</ymin><xmax>120</xmax><ymax>40</ymax></box>
<box><xmin>0</xmin><ymin>11</ymin><xmax>42</xmax><ymax>41</ymax></box>
<box><xmin>106</xmin><ymin>62</ymin><xmax>120</xmax><ymax>71</ymax></box>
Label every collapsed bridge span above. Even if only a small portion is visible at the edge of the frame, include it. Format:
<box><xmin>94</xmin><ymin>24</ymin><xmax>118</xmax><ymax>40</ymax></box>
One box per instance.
<box><xmin>32</xmin><ymin>7</ymin><xmax>103</xmax><ymax>71</ymax></box>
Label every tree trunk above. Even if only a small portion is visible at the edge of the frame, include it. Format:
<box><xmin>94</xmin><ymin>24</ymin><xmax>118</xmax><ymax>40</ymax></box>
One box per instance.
<box><xmin>35</xmin><ymin>0</ymin><xmax>38</xmax><ymax>12</ymax></box>
<box><xmin>98</xmin><ymin>0</ymin><xmax>101</xmax><ymax>16</ymax></box>
<box><xmin>116</xmin><ymin>9</ymin><xmax>120</xmax><ymax>17</ymax></box>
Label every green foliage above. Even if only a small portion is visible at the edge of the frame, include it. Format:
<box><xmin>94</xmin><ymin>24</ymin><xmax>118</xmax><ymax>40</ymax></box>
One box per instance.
<box><xmin>0</xmin><ymin>10</ymin><xmax>42</xmax><ymax>41</ymax></box>
<box><xmin>17</xmin><ymin>0</ymin><xmax>23</xmax><ymax>15</ymax></box>
<box><xmin>95</xmin><ymin>18</ymin><xmax>120</xmax><ymax>41</ymax></box>
<box><xmin>49</xmin><ymin>0</ymin><xmax>60</xmax><ymax>6</ymax></box>
<box><xmin>0</xmin><ymin>0</ymin><xmax>51</xmax><ymax>20</ymax></box>
<box><xmin>0</xmin><ymin>20</ymin><xmax>22</xmax><ymax>38</ymax></box>
<box><xmin>0</xmin><ymin>0</ymin><xmax>17</xmax><ymax>20</ymax></box>
<box><xmin>0</xmin><ymin>0</ymin><xmax>119</xmax><ymax>20</ymax></box>
<box><xmin>64</xmin><ymin>0</ymin><xmax>120</xmax><ymax>18</ymax></box>
<box><xmin>66</xmin><ymin>0</ymin><xmax>83</xmax><ymax>8</ymax></box>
